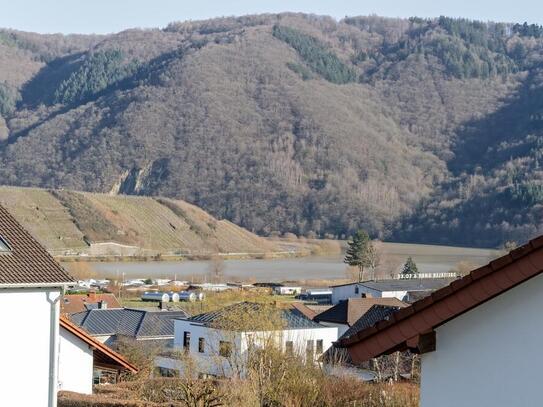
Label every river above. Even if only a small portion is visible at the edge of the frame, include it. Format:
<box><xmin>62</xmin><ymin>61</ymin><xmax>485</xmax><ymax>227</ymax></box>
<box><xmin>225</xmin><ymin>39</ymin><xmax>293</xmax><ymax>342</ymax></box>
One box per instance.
<box><xmin>84</xmin><ymin>242</ymin><xmax>499</xmax><ymax>283</ymax></box>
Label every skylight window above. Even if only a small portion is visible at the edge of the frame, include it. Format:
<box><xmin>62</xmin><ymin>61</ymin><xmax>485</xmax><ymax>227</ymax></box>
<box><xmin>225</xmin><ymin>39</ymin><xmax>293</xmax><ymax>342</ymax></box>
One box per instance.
<box><xmin>0</xmin><ymin>236</ymin><xmax>11</xmax><ymax>252</ymax></box>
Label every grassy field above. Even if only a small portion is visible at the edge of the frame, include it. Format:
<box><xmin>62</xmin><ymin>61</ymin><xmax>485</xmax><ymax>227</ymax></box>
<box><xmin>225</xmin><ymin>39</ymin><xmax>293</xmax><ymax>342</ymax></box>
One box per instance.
<box><xmin>0</xmin><ymin>186</ymin><xmax>282</xmax><ymax>256</ymax></box>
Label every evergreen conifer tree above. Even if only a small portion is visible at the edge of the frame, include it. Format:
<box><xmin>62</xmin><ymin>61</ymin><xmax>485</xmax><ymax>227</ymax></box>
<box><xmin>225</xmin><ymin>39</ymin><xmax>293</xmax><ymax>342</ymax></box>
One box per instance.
<box><xmin>344</xmin><ymin>229</ymin><xmax>375</xmax><ymax>282</ymax></box>
<box><xmin>401</xmin><ymin>256</ymin><xmax>419</xmax><ymax>277</ymax></box>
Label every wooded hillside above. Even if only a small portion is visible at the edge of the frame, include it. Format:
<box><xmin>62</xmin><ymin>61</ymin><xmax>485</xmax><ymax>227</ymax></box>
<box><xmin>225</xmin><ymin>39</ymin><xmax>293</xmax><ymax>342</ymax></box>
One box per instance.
<box><xmin>0</xmin><ymin>14</ymin><xmax>542</xmax><ymax>247</ymax></box>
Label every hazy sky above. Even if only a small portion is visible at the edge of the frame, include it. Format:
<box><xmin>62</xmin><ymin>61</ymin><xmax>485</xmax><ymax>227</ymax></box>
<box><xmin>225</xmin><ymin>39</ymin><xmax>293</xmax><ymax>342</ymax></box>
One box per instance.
<box><xmin>0</xmin><ymin>0</ymin><xmax>542</xmax><ymax>35</ymax></box>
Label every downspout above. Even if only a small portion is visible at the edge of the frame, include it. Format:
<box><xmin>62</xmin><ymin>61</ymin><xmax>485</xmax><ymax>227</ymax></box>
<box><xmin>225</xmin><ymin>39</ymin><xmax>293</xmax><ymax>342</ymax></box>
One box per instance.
<box><xmin>47</xmin><ymin>287</ymin><xmax>64</xmax><ymax>407</ymax></box>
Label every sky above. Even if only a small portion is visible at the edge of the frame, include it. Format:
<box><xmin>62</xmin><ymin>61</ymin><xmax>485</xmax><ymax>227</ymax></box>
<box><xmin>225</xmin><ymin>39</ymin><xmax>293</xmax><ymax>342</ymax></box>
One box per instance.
<box><xmin>0</xmin><ymin>0</ymin><xmax>542</xmax><ymax>35</ymax></box>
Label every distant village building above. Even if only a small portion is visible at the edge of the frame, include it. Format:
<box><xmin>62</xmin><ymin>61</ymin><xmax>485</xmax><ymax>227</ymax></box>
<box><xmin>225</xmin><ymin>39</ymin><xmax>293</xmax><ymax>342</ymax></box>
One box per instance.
<box><xmin>156</xmin><ymin>302</ymin><xmax>337</xmax><ymax>378</ymax></box>
<box><xmin>296</xmin><ymin>288</ymin><xmax>333</xmax><ymax>303</ymax></box>
<box><xmin>338</xmin><ymin>236</ymin><xmax>543</xmax><ymax>407</ymax></box>
<box><xmin>0</xmin><ymin>204</ymin><xmax>75</xmax><ymax>407</ymax></box>
<box><xmin>330</xmin><ymin>278</ymin><xmax>456</xmax><ymax>304</ymax></box>
<box><xmin>190</xmin><ymin>283</ymin><xmax>230</xmax><ymax>292</ymax></box>
<box><xmin>273</xmin><ymin>285</ymin><xmax>302</xmax><ymax>295</ymax></box>
<box><xmin>59</xmin><ymin>316</ymin><xmax>137</xmax><ymax>394</ymax></box>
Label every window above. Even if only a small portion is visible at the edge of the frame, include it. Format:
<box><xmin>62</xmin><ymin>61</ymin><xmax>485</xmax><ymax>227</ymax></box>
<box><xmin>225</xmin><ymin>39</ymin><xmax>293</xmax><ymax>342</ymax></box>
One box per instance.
<box><xmin>0</xmin><ymin>236</ymin><xmax>11</xmax><ymax>252</ymax></box>
<box><xmin>93</xmin><ymin>368</ymin><xmax>117</xmax><ymax>385</ymax></box>
<box><xmin>157</xmin><ymin>367</ymin><xmax>178</xmax><ymax>377</ymax></box>
<box><xmin>219</xmin><ymin>341</ymin><xmax>232</xmax><ymax>358</ymax></box>
<box><xmin>285</xmin><ymin>341</ymin><xmax>294</xmax><ymax>354</ymax></box>
<box><xmin>316</xmin><ymin>339</ymin><xmax>323</xmax><ymax>354</ymax></box>
<box><xmin>198</xmin><ymin>337</ymin><xmax>205</xmax><ymax>353</ymax></box>
<box><xmin>354</xmin><ymin>286</ymin><xmax>359</xmax><ymax>294</ymax></box>
<box><xmin>306</xmin><ymin>340</ymin><xmax>314</xmax><ymax>360</ymax></box>
<box><xmin>183</xmin><ymin>331</ymin><xmax>191</xmax><ymax>350</ymax></box>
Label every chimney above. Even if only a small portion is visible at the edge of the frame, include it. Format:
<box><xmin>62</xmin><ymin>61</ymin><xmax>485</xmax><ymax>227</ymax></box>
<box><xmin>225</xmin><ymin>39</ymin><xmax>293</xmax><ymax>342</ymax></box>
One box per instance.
<box><xmin>98</xmin><ymin>300</ymin><xmax>107</xmax><ymax>309</ymax></box>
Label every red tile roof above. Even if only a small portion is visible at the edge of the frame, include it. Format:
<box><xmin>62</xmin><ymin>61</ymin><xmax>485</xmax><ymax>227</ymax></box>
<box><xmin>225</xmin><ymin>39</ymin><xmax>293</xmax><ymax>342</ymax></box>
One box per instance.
<box><xmin>339</xmin><ymin>236</ymin><xmax>543</xmax><ymax>363</ymax></box>
<box><xmin>62</xmin><ymin>293</ymin><xmax>121</xmax><ymax>314</ymax></box>
<box><xmin>291</xmin><ymin>302</ymin><xmax>319</xmax><ymax>320</ymax></box>
<box><xmin>60</xmin><ymin>316</ymin><xmax>138</xmax><ymax>373</ymax></box>
<box><xmin>0</xmin><ymin>204</ymin><xmax>74</xmax><ymax>286</ymax></box>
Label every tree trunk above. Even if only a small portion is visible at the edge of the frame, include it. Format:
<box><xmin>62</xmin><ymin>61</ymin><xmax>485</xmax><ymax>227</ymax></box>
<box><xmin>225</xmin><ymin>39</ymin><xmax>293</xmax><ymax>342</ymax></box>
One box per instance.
<box><xmin>393</xmin><ymin>351</ymin><xmax>400</xmax><ymax>381</ymax></box>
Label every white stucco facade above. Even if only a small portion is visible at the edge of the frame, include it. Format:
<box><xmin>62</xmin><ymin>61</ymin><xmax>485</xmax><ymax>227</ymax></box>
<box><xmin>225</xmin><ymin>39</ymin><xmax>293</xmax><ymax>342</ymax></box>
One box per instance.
<box><xmin>0</xmin><ymin>288</ymin><xmax>61</xmax><ymax>407</ymax></box>
<box><xmin>58</xmin><ymin>327</ymin><xmax>94</xmax><ymax>395</ymax></box>
<box><xmin>420</xmin><ymin>272</ymin><xmax>543</xmax><ymax>407</ymax></box>
<box><xmin>332</xmin><ymin>283</ymin><xmax>364</xmax><ymax>304</ymax></box>
<box><xmin>157</xmin><ymin>319</ymin><xmax>337</xmax><ymax>377</ymax></box>
<box><xmin>318</xmin><ymin>321</ymin><xmax>349</xmax><ymax>337</ymax></box>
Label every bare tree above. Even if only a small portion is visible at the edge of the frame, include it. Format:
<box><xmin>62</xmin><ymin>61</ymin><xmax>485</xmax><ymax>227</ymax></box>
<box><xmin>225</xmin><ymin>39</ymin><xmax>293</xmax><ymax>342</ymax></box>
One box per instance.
<box><xmin>208</xmin><ymin>255</ymin><xmax>225</xmax><ymax>283</ymax></box>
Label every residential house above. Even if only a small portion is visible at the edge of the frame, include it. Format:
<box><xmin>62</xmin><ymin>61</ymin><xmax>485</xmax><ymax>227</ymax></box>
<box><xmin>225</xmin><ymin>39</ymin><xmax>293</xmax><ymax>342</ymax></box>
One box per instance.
<box><xmin>59</xmin><ymin>316</ymin><xmax>137</xmax><ymax>394</ymax></box>
<box><xmin>330</xmin><ymin>278</ymin><xmax>456</xmax><ymax>304</ymax></box>
<box><xmin>61</xmin><ymin>292</ymin><xmax>121</xmax><ymax>314</ymax></box>
<box><xmin>70</xmin><ymin>308</ymin><xmax>189</xmax><ymax>347</ymax></box>
<box><xmin>314</xmin><ymin>298</ymin><xmax>406</xmax><ymax>337</ymax></box>
<box><xmin>0</xmin><ymin>204</ymin><xmax>75</xmax><ymax>407</ymax></box>
<box><xmin>156</xmin><ymin>302</ymin><xmax>337</xmax><ymax>378</ymax></box>
<box><xmin>338</xmin><ymin>236</ymin><xmax>543</xmax><ymax>407</ymax></box>
<box><xmin>323</xmin><ymin>304</ymin><xmax>405</xmax><ymax>380</ymax></box>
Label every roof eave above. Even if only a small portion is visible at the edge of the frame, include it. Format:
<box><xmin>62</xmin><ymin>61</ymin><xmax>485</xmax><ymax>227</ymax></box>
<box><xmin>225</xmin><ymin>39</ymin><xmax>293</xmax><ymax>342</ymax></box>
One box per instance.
<box><xmin>0</xmin><ymin>282</ymin><xmax>76</xmax><ymax>289</ymax></box>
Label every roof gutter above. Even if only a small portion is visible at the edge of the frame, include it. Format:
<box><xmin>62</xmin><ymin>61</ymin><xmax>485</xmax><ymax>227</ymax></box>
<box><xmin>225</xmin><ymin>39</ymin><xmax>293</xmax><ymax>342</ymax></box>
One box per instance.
<box><xmin>0</xmin><ymin>282</ymin><xmax>75</xmax><ymax>289</ymax></box>
<box><xmin>47</xmin><ymin>287</ymin><xmax>64</xmax><ymax>407</ymax></box>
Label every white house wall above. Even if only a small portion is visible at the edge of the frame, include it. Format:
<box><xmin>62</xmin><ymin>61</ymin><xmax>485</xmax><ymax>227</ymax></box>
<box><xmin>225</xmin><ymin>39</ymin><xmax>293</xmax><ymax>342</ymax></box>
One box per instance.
<box><xmin>318</xmin><ymin>321</ymin><xmax>349</xmax><ymax>337</ymax></box>
<box><xmin>173</xmin><ymin>321</ymin><xmax>239</xmax><ymax>377</ymax></box>
<box><xmin>167</xmin><ymin>320</ymin><xmax>337</xmax><ymax>377</ymax></box>
<box><xmin>58</xmin><ymin>328</ymin><xmax>94</xmax><ymax>395</ymax></box>
<box><xmin>332</xmin><ymin>284</ymin><xmax>382</xmax><ymax>303</ymax></box>
<box><xmin>0</xmin><ymin>288</ymin><xmax>60</xmax><ymax>406</ymax></box>
<box><xmin>380</xmin><ymin>291</ymin><xmax>407</xmax><ymax>301</ymax></box>
<box><xmin>332</xmin><ymin>284</ymin><xmax>362</xmax><ymax>304</ymax></box>
<box><xmin>420</xmin><ymin>272</ymin><xmax>543</xmax><ymax>407</ymax></box>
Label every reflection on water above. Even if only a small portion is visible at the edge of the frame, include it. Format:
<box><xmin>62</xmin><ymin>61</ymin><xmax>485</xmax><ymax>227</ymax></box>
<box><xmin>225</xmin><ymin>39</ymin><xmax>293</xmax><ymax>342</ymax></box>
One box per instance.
<box><xmin>87</xmin><ymin>248</ymin><xmax>498</xmax><ymax>283</ymax></box>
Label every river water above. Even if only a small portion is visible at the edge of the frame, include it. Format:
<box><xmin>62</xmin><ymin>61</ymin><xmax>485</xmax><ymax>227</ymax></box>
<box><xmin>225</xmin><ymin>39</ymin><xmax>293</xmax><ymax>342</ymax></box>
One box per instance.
<box><xmin>86</xmin><ymin>243</ymin><xmax>499</xmax><ymax>283</ymax></box>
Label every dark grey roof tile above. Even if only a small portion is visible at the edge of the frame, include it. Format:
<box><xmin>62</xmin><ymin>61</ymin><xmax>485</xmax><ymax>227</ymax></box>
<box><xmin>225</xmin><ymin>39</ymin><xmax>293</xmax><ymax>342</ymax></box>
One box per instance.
<box><xmin>70</xmin><ymin>308</ymin><xmax>189</xmax><ymax>338</ymax></box>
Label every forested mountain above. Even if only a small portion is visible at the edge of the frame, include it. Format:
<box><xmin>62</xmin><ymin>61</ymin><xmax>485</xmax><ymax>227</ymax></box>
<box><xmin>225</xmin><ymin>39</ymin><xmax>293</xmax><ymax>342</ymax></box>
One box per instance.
<box><xmin>0</xmin><ymin>14</ymin><xmax>542</xmax><ymax>248</ymax></box>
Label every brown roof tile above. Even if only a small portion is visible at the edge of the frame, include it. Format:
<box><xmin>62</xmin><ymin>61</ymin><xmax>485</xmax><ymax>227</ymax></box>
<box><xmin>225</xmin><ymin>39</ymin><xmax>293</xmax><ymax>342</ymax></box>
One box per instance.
<box><xmin>291</xmin><ymin>302</ymin><xmax>319</xmax><ymax>320</ymax></box>
<box><xmin>0</xmin><ymin>204</ymin><xmax>74</xmax><ymax>286</ymax></box>
<box><xmin>61</xmin><ymin>293</ymin><xmax>121</xmax><ymax>314</ymax></box>
<box><xmin>338</xmin><ymin>236</ymin><xmax>543</xmax><ymax>363</ymax></box>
